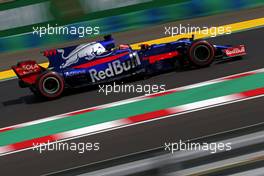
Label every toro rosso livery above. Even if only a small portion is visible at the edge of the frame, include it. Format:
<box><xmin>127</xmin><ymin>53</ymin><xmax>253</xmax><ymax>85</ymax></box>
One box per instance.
<box><xmin>12</xmin><ymin>35</ymin><xmax>246</xmax><ymax>99</ymax></box>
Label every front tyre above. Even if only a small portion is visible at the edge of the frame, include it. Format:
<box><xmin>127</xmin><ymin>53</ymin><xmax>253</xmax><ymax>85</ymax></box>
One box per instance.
<box><xmin>36</xmin><ymin>72</ymin><xmax>64</xmax><ymax>99</ymax></box>
<box><xmin>188</xmin><ymin>40</ymin><xmax>215</xmax><ymax>67</ymax></box>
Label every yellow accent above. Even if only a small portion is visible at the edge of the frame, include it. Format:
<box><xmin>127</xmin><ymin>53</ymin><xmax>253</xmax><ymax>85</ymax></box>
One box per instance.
<box><xmin>0</xmin><ymin>17</ymin><xmax>264</xmax><ymax>81</ymax></box>
<box><xmin>0</xmin><ymin>69</ymin><xmax>15</xmax><ymax>80</ymax></box>
<box><xmin>39</xmin><ymin>62</ymin><xmax>49</xmax><ymax>68</ymax></box>
<box><xmin>130</xmin><ymin>17</ymin><xmax>264</xmax><ymax>49</ymax></box>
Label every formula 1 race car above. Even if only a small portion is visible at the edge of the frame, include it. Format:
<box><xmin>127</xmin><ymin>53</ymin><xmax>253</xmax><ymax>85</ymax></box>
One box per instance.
<box><xmin>12</xmin><ymin>35</ymin><xmax>246</xmax><ymax>99</ymax></box>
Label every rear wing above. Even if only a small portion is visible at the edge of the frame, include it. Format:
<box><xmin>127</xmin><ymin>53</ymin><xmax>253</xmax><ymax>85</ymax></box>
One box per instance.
<box><xmin>12</xmin><ymin>60</ymin><xmax>44</xmax><ymax>85</ymax></box>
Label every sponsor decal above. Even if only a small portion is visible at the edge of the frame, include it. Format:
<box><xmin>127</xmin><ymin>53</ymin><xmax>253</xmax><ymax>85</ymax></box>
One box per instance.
<box><xmin>224</xmin><ymin>45</ymin><xmax>246</xmax><ymax>57</ymax></box>
<box><xmin>58</xmin><ymin>42</ymin><xmax>106</xmax><ymax>69</ymax></box>
<box><xmin>21</xmin><ymin>64</ymin><xmax>39</xmax><ymax>72</ymax></box>
<box><xmin>89</xmin><ymin>53</ymin><xmax>141</xmax><ymax>82</ymax></box>
<box><xmin>65</xmin><ymin>70</ymin><xmax>86</xmax><ymax>77</ymax></box>
<box><xmin>14</xmin><ymin>62</ymin><xmax>41</xmax><ymax>76</ymax></box>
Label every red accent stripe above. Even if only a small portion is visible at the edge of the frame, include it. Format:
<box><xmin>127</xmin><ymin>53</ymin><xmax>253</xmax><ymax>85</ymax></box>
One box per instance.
<box><xmin>144</xmin><ymin>51</ymin><xmax>179</xmax><ymax>64</ymax></box>
<box><xmin>224</xmin><ymin>72</ymin><xmax>254</xmax><ymax>80</ymax></box>
<box><xmin>66</xmin><ymin>107</ymin><xmax>98</xmax><ymax>116</ymax></box>
<box><xmin>127</xmin><ymin>109</ymin><xmax>172</xmax><ymax>123</ymax></box>
<box><xmin>240</xmin><ymin>87</ymin><xmax>264</xmax><ymax>97</ymax></box>
<box><xmin>0</xmin><ymin>127</ymin><xmax>14</xmax><ymax>133</ymax></box>
<box><xmin>73</xmin><ymin>52</ymin><xmax>129</xmax><ymax>69</ymax></box>
<box><xmin>11</xmin><ymin>135</ymin><xmax>57</xmax><ymax>150</ymax></box>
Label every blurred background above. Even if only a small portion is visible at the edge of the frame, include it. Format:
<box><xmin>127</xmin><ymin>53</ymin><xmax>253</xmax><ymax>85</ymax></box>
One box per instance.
<box><xmin>0</xmin><ymin>0</ymin><xmax>263</xmax><ymax>53</ymax></box>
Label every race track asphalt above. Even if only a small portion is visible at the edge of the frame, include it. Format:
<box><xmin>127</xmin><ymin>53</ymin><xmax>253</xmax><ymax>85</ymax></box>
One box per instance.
<box><xmin>0</xmin><ymin>16</ymin><xmax>264</xmax><ymax>176</ymax></box>
<box><xmin>0</xmin><ymin>94</ymin><xmax>264</xmax><ymax>176</ymax></box>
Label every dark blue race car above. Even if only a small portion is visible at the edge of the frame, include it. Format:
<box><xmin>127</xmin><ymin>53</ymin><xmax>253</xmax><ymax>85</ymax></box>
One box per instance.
<box><xmin>12</xmin><ymin>35</ymin><xmax>246</xmax><ymax>99</ymax></box>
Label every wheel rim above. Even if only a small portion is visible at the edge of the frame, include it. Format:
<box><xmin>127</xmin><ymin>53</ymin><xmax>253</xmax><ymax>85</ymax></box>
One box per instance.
<box><xmin>193</xmin><ymin>45</ymin><xmax>210</xmax><ymax>61</ymax></box>
<box><xmin>42</xmin><ymin>77</ymin><xmax>60</xmax><ymax>94</ymax></box>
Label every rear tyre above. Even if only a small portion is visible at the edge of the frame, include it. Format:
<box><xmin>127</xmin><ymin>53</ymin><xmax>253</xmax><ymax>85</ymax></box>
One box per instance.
<box><xmin>188</xmin><ymin>40</ymin><xmax>215</xmax><ymax>67</ymax></box>
<box><xmin>36</xmin><ymin>72</ymin><xmax>64</xmax><ymax>99</ymax></box>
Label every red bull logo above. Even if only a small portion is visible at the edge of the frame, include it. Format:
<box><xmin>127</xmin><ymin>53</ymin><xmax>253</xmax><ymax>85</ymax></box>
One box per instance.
<box><xmin>224</xmin><ymin>45</ymin><xmax>246</xmax><ymax>57</ymax></box>
<box><xmin>89</xmin><ymin>53</ymin><xmax>141</xmax><ymax>82</ymax></box>
<box><xmin>58</xmin><ymin>42</ymin><xmax>106</xmax><ymax>69</ymax></box>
